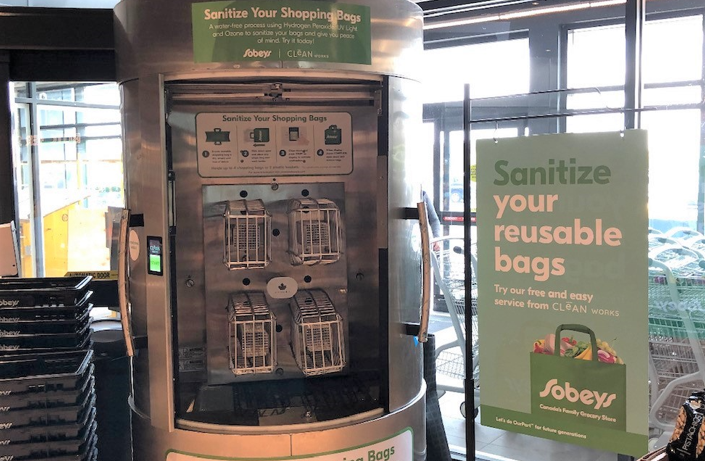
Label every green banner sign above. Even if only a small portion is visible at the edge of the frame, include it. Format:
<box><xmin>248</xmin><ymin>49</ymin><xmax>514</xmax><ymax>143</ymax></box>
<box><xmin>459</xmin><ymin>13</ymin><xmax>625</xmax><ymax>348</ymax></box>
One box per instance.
<box><xmin>191</xmin><ymin>1</ymin><xmax>371</xmax><ymax>64</ymax></box>
<box><xmin>477</xmin><ymin>131</ymin><xmax>649</xmax><ymax>456</ymax></box>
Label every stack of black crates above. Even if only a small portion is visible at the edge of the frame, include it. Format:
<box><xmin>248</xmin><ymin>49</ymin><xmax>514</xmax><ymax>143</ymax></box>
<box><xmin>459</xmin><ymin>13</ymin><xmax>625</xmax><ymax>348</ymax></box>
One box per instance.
<box><xmin>0</xmin><ymin>276</ymin><xmax>97</xmax><ymax>461</ymax></box>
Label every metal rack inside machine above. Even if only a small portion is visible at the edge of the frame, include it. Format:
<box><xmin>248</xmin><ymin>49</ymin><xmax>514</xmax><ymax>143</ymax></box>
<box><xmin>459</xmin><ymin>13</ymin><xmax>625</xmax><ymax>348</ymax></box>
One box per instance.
<box><xmin>227</xmin><ymin>292</ymin><xmax>276</xmax><ymax>376</ymax></box>
<box><xmin>288</xmin><ymin>198</ymin><xmax>342</xmax><ymax>266</ymax></box>
<box><xmin>223</xmin><ymin>199</ymin><xmax>271</xmax><ymax>270</ymax></box>
<box><xmin>290</xmin><ymin>289</ymin><xmax>345</xmax><ymax>377</ymax></box>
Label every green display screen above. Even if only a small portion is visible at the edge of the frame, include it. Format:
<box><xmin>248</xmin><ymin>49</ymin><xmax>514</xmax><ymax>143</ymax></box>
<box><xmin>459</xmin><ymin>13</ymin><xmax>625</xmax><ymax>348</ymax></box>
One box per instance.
<box><xmin>148</xmin><ymin>237</ymin><xmax>163</xmax><ymax>276</ymax></box>
<box><xmin>149</xmin><ymin>254</ymin><xmax>161</xmax><ymax>272</ymax></box>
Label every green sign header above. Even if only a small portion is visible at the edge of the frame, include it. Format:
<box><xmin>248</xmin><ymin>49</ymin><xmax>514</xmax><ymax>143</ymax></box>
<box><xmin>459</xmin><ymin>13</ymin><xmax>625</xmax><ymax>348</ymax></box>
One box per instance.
<box><xmin>191</xmin><ymin>1</ymin><xmax>372</xmax><ymax>64</ymax></box>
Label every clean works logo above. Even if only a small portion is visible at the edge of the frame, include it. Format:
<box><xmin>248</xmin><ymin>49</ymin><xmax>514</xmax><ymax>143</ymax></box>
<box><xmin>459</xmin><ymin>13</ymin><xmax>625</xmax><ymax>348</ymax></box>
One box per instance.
<box><xmin>539</xmin><ymin>379</ymin><xmax>616</xmax><ymax>410</ymax></box>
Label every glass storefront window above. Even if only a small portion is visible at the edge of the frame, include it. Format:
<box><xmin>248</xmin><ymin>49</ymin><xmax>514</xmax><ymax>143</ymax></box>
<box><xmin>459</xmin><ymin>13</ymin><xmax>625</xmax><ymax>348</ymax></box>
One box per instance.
<box><xmin>422</xmin><ymin>38</ymin><xmax>530</xmax><ymax>104</ymax></box>
<box><xmin>566</xmin><ymin>14</ymin><xmax>703</xmax><ymax>232</ymax></box>
<box><xmin>568</xmin><ymin>15</ymin><xmax>703</xmax><ymax>88</ymax></box>
<box><xmin>643</xmin><ymin>15</ymin><xmax>703</xmax><ymax>84</ymax></box>
<box><xmin>11</xmin><ymin>82</ymin><xmax>123</xmax><ymax>277</ymax></box>
<box><xmin>567</xmin><ymin>24</ymin><xmax>625</xmax><ymax>88</ymax></box>
<box><xmin>642</xmin><ymin>109</ymin><xmax>702</xmax><ymax>232</ymax></box>
<box><xmin>424</xmin><ymin>4</ymin><xmax>704</xmax><ymax>461</ymax></box>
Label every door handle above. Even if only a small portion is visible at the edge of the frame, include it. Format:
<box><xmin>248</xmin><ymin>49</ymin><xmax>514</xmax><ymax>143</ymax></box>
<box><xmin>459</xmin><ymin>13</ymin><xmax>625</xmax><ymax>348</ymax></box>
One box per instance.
<box><xmin>417</xmin><ymin>201</ymin><xmax>431</xmax><ymax>343</ymax></box>
<box><xmin>118</xmin><ymin>208</ymin><xmax>135</xmax><ymax>357</ymax></box>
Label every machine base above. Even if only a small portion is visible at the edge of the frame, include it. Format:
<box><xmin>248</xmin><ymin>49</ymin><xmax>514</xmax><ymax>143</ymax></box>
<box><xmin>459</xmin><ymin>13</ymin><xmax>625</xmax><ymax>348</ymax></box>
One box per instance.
<box><xmin>131</xmin><ymin>385</ymin><xmax>426</xmax><ymax>461</ymax></box>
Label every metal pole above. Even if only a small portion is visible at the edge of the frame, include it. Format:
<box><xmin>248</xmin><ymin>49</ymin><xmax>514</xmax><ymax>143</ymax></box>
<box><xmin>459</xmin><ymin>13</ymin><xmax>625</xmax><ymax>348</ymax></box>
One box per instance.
<box><xmin>697</xmin><ymin>12</ymin><xmax>705</xmax><ymax>234</ymax></box>
<box><xmin>624</xmin><ymin>0</ymin><xmax>645</xmax><ymax>130</ymax></box>
<box><xmin>619</xmin><ymin>3</ymin><xmax>644</xmax><ymax>459</ymax></box>
<box><xmin>28</xmin><ymin>83</ymin><xmax>44</xmax><ymax>277</ymax></box>
<box><xmin>464</xmin><ymin>82</ymin><xmax>476</xmax><ymax>461</ymax></box>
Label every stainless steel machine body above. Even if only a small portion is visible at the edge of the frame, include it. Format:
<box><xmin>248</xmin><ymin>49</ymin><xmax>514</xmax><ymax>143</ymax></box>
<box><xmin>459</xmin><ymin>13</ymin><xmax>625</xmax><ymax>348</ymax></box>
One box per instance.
<box><xmin>114</xmin><ymin>0</ymin><xmax>427</xmax><ymax>459</ymax></box>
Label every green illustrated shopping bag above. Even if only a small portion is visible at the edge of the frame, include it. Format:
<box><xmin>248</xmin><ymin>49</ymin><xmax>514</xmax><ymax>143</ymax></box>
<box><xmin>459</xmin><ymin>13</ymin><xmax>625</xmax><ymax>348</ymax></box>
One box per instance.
<box><xmin>530</xmin><ymin>324</ymin><xmax>627</xmax><ymax>431</ymax></box>
<box><xmin>325</xmin><ymin>125</ymin><xmax>342</xmax><ymax>145</ymax></box>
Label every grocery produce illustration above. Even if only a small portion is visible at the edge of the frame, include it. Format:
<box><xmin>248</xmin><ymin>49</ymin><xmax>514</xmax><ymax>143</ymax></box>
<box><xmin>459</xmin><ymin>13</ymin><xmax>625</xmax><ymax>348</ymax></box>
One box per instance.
<box><xmin>532</xmin><ymin>333</ymin><xmax>624</xmax><ymax>364</ymax></box>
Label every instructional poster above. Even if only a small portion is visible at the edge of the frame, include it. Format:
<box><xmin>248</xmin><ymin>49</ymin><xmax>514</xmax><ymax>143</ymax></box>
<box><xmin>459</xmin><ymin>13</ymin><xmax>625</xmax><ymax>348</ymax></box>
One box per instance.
<box><xmin>477</xmin><ymin>131</ymin><xmax>649</xmax><ymax>456</ymax></box>
<box><xmin>195</xmin><ymin>112</ymin><xmax>353</xmax><ymax>177</ymax></box>
<box><xmin>191</xmin><ymin>0</ymin><xmax>371</xmax><ymax>64</ymax></box>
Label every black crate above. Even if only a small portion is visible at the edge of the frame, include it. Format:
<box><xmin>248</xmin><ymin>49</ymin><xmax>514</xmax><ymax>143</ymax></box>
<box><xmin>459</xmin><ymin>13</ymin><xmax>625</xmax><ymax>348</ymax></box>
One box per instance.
<box><xmin>45</xmin><ymin>432</ymin><xmax>97</xmax><ymax>461</ymax></box>
<box><xmin>0</xmin><ymin>420</ymin><xmax>96</xmax><ymax>460</ymax></box>
<box><xmin>1</xmin><ymin>370</ymin><xmax>94</xmax><ymax>411</ymax></box>
<box><xmin>49</xmin><ymin>436</ymin><xmax>97</xmax><ymax>461</ymax></box>
<box><xmin>0</xmin><ymin>291</ymin><xmax>92</xmax><ymax>323</ymax></box>
<box><xmin>0</xmin><ymin>277</ymin><xmax>92</xmax><ymax>308</ymax></box>
<box><xmin>0</xmin><ymin>337</ymin><xmax>93</xmax><ymax>357</ymax></box>
<box><xmin>0</xmin><ymin>350</ymin><xmax>92</xmax><ymax>394</ymax></box>
<box><xmin>0</xmin><ymin>386</ymin><xmax>95</xmax><ymax>428</ymax></box>
<box><xmin>0</xmin><ymin>320</ymin><xmax>91</xmax><ymax>351</ymax></box>
<box><xmin>0</xmin><ymin>406</ymin><xmax>95</xmax><ymax>445</ymax></box>
<box><xmin>0</xmin><ymin>306</ymin><xmax>92</xmax><ymax>336</ymax></box>
<box><xmin>42</xmin><ymin>432</ymin><xmax>97</xmax><ymax>461</ymax></box>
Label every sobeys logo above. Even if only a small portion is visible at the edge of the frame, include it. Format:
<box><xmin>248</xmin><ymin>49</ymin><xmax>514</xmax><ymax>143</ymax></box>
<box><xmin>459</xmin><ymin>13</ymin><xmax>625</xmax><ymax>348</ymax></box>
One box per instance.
<box><xmin>539</xmin><ymin>378</ymin><xmax>617</xmax><ymax>410</ymax></box>
<box><xmin>243</xmin><ymin>49</ymin><xmax>272</xmax><ymax>59</ymax></box>
<box><xmin>0</xmin><ymin>300</ymin><xmax>19</xmax><ymax>307</ymax></box>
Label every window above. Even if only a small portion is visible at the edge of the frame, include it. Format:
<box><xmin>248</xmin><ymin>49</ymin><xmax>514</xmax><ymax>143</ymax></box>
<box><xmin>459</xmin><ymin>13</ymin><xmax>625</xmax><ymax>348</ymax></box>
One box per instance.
<box><xmin>566</xmin><ymin>14</ymin><xmax>704</xmax><ymax>231</ymax></box>
<box><xmin>11</xmin><ymin>82</ymin><xmax>124</xmax><ymax>277</ymax></box>
<box><xmin>422</xmin><ymin>38</ymin><xmax>530</xmax><ymax>104</ymax></box>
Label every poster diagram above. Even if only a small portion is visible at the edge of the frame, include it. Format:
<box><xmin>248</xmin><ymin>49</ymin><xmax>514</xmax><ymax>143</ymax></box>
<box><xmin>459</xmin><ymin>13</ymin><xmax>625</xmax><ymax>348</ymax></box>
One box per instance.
<box><xmin>195</xmin><ymin>112</ymin><xmax>353</xmax><ymax>177</ymax></box>
<box><xmin>476</xmin><ymin>131</ymin><xmax>649</xmax><ymax>457</ymax></box>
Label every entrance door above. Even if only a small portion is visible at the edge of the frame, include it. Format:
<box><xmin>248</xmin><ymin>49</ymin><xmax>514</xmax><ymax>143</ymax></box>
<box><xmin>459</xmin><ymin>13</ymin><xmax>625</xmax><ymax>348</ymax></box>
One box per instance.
<box><xmin>10</xmin><ymin>82</ymin><xmax>124</xmax><ymax>277</ymax></box>
<box><xmin>422</xmin><ymin>100</ymin><xmax>524</xmax><ymax>456</ymax></box>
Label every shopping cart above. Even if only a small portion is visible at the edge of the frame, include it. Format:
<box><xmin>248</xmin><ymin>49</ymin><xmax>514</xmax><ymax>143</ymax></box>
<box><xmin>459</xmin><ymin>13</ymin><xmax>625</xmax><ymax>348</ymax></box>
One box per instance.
<box><xmin>664</xmin><ymin>227</ymin><xmax>703</xmax><ymax>242</ymax></box>
<box><xmin>648</xmin><ymin>245</ymin><xmax>705</xmax><ymax>436</ymax></box>
<box><xmin>431</xmin><ymin>236</ymin><xmax>479</xmax><ymax>418</ymax></box>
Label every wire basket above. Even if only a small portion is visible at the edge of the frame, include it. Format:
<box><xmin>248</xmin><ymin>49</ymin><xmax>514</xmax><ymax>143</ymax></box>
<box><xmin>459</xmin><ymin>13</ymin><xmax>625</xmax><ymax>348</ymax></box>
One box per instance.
<box><xmin>288</xmin><ymin>198</ymin><xmax>342</xmax><ymax>266</ymax></box>
<box><xmin>649</xmin><ymin>316</ymin><xmax>701</xmax><ymax>381</ymax></box>
<box><xmin>290</xmin><ymin>289</ymin><xmax>345</xmax><ymax>376</ymax></box>
<box><xmin>228</xmin><ymin>292</ymin><xmax>276</xmax><ymax>375</ymax></box>
<box><xmin>223</xmin><ymin>200</ymin><xmax>271</xmax><ymax>270</ymax></box>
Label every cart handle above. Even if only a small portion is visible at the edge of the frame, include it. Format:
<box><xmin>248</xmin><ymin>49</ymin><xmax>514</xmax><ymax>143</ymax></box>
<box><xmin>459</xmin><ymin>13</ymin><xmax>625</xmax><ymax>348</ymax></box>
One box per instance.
<box><xmin>417</xmin><ymin>201</ymin><xmax>431</xmax><ymax>343</ymax></box>
<box><xmin>554</xmin><ymin>324</ymin><xmax>597</xmax><ymax>362</ymax></box>
<box><xmin>118</xmin><ymin>209</ymin><xmax>135</xmax><ymax>358</ymax></box>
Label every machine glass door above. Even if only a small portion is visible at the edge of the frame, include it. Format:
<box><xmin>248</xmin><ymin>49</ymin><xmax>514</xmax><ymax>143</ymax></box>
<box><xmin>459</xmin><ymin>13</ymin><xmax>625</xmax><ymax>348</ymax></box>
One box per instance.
<box><xmin>166</xmin><ymin>81</ymin><xmax>385</xmax><ymax>429</ymax></box>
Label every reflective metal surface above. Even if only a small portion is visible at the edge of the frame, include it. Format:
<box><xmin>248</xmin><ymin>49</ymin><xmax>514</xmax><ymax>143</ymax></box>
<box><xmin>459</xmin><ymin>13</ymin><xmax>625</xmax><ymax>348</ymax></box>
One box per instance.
<box><xmin>113</xmin><ymin>0</ymin><xmax>423</xmax><ymax>82</ymax></box>
<box><xmin>386</xmin><ymin>76</ymin><xmax>424</xmax><ymax>412</ymax></box>
<box><xmin>120</xmin><ymin>79</ymin><xmax>151</xmax><ymax>417</ymax></box>
<box><xmin>127</xmin><ymin>74</ymin><xmax>175</xmax><ymax>431</ymax></box>
<box><xmin>131</xmin><ymin>385</ymin><xmax>425</xmax><ymax>459</ymax></box>
<box><xmin>290</xmin><ymin>387</ymin><xmax>426</xmax><ymax>460</ymax></box>
<box><xmin>116</xmin><ymin>0</ymin><xmax>426</xmax><ymax>456</ymax></box>
<box><xmin>167</xmin><ymin>82</ymin><xmax>386</xmax><ymax>420</ymax></box>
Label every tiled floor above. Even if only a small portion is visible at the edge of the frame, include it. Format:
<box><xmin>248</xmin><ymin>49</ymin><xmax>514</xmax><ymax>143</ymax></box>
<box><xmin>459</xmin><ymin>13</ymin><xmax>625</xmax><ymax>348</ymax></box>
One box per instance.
<box><xmin>438</xmin><ymin>392</ymin><xmax>622</xmax><ymax>461</ymax></box>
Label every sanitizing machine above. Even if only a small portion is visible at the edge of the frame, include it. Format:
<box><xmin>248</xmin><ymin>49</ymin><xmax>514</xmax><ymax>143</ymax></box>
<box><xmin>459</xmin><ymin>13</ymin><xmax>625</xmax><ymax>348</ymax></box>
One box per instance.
<box><xmin>114</xmin><ymin>0</ymin><xmax>428</xmax><ymax>459</ymax></box>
